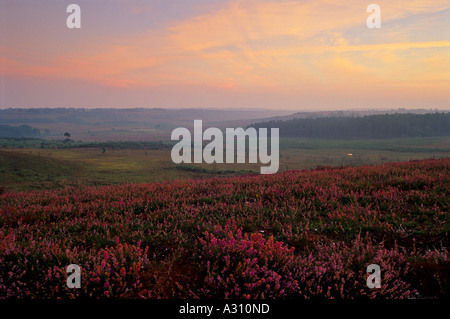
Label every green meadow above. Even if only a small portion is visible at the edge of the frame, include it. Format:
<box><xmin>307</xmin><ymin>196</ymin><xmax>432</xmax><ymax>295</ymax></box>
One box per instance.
<box><xmin>1</xmin><ymin>136</ymin><xmax>449</xmax><ymax>192</ymax></box>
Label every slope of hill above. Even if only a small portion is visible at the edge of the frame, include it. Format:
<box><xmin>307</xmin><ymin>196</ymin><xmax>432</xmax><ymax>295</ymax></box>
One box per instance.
<box><xmin>0</xmin><ymin>158</ymin><xmax>448</xmax><ymax>299</ymax></box>
<box><xmin>0</xmin><ymin>149</ymin><xmax>84</xmax><ymax>191</ymax></box>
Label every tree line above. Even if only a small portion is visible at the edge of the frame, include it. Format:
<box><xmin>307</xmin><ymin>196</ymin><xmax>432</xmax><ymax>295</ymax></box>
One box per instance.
<box><xmin>250</xmin><ymin>112</ymin><xmax>450</xmax><ymax>139</ymax></box>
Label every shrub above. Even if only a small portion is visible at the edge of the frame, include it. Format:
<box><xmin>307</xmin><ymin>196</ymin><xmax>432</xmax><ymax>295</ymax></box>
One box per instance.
<box><xmin>195</xmin><ymin>228</ymin><xmax>299</xmax><ymax>298</ymax></box>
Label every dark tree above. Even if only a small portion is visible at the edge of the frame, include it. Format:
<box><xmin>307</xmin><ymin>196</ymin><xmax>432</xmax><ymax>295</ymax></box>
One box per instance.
<box><xmin>63</xmin><ymin>132</ymin><xmax>72</xmax><ymax>143</ymax></box>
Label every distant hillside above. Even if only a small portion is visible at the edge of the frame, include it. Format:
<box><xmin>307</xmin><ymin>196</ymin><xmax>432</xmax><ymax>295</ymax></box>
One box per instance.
<box><xmin>250</xmin><ymin>112</ymin><xmax>450</xmax><ymax>139</ymax></box>
<box><xmin>0</xmin><ymin>107</ymin><xmax>293</xmax><ymax>130</ymax></box>
<box><xmin>0</xmin><ymin>124</ymin><xmax>41</xmax><ymax>138</ymax></box>
<box><xmin>0</xmin><ymin>107</ymin><xmax>294</xmax><ymax>141</ymax></box>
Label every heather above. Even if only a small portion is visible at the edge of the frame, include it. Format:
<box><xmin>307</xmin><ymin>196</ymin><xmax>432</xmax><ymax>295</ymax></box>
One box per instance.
<box><xmin>0</xmin><ymin>158</ymin><xmax>449</xmax><ymax>299</ymax></box>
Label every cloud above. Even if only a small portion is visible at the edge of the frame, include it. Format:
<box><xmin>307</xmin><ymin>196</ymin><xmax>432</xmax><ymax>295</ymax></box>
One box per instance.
<box><xmin>2</xmin><ymin>0</ymin><xmax>449</xmax><ymax>101</ymax></box>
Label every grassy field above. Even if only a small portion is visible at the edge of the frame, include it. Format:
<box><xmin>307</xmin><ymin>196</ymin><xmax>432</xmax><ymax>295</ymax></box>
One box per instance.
<box><xmin>1</xmin><ymin>136</ymin><xmax>449</xmax><ymax>192</ymax></box>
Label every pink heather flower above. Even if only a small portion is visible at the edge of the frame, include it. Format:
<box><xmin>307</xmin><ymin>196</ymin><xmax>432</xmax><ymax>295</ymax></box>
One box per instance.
<box><xmin>120</xmin><ymin>267</ymin><xmax>126</xmax><ymax>277</ymax></box>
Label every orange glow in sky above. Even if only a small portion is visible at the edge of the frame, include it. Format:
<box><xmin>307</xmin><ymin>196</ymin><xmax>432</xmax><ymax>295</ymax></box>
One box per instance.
<box><xmin>1</xmin><ymin>0</ymin><xmax>449</xmax><ymax>110</ymax></box>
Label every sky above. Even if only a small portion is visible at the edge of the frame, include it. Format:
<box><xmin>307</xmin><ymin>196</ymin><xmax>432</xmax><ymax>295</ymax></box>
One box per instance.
<box><xmin>0</xmin><ymin>0</ymin><xmax>449</xmax><ymax>110</ymax></box>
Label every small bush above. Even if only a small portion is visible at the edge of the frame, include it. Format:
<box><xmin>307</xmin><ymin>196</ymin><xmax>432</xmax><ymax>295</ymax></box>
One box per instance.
<box><xmin>195</xmin><ymin>228</ymin><xmax>299</xmax><ymax>298</ymax></box>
